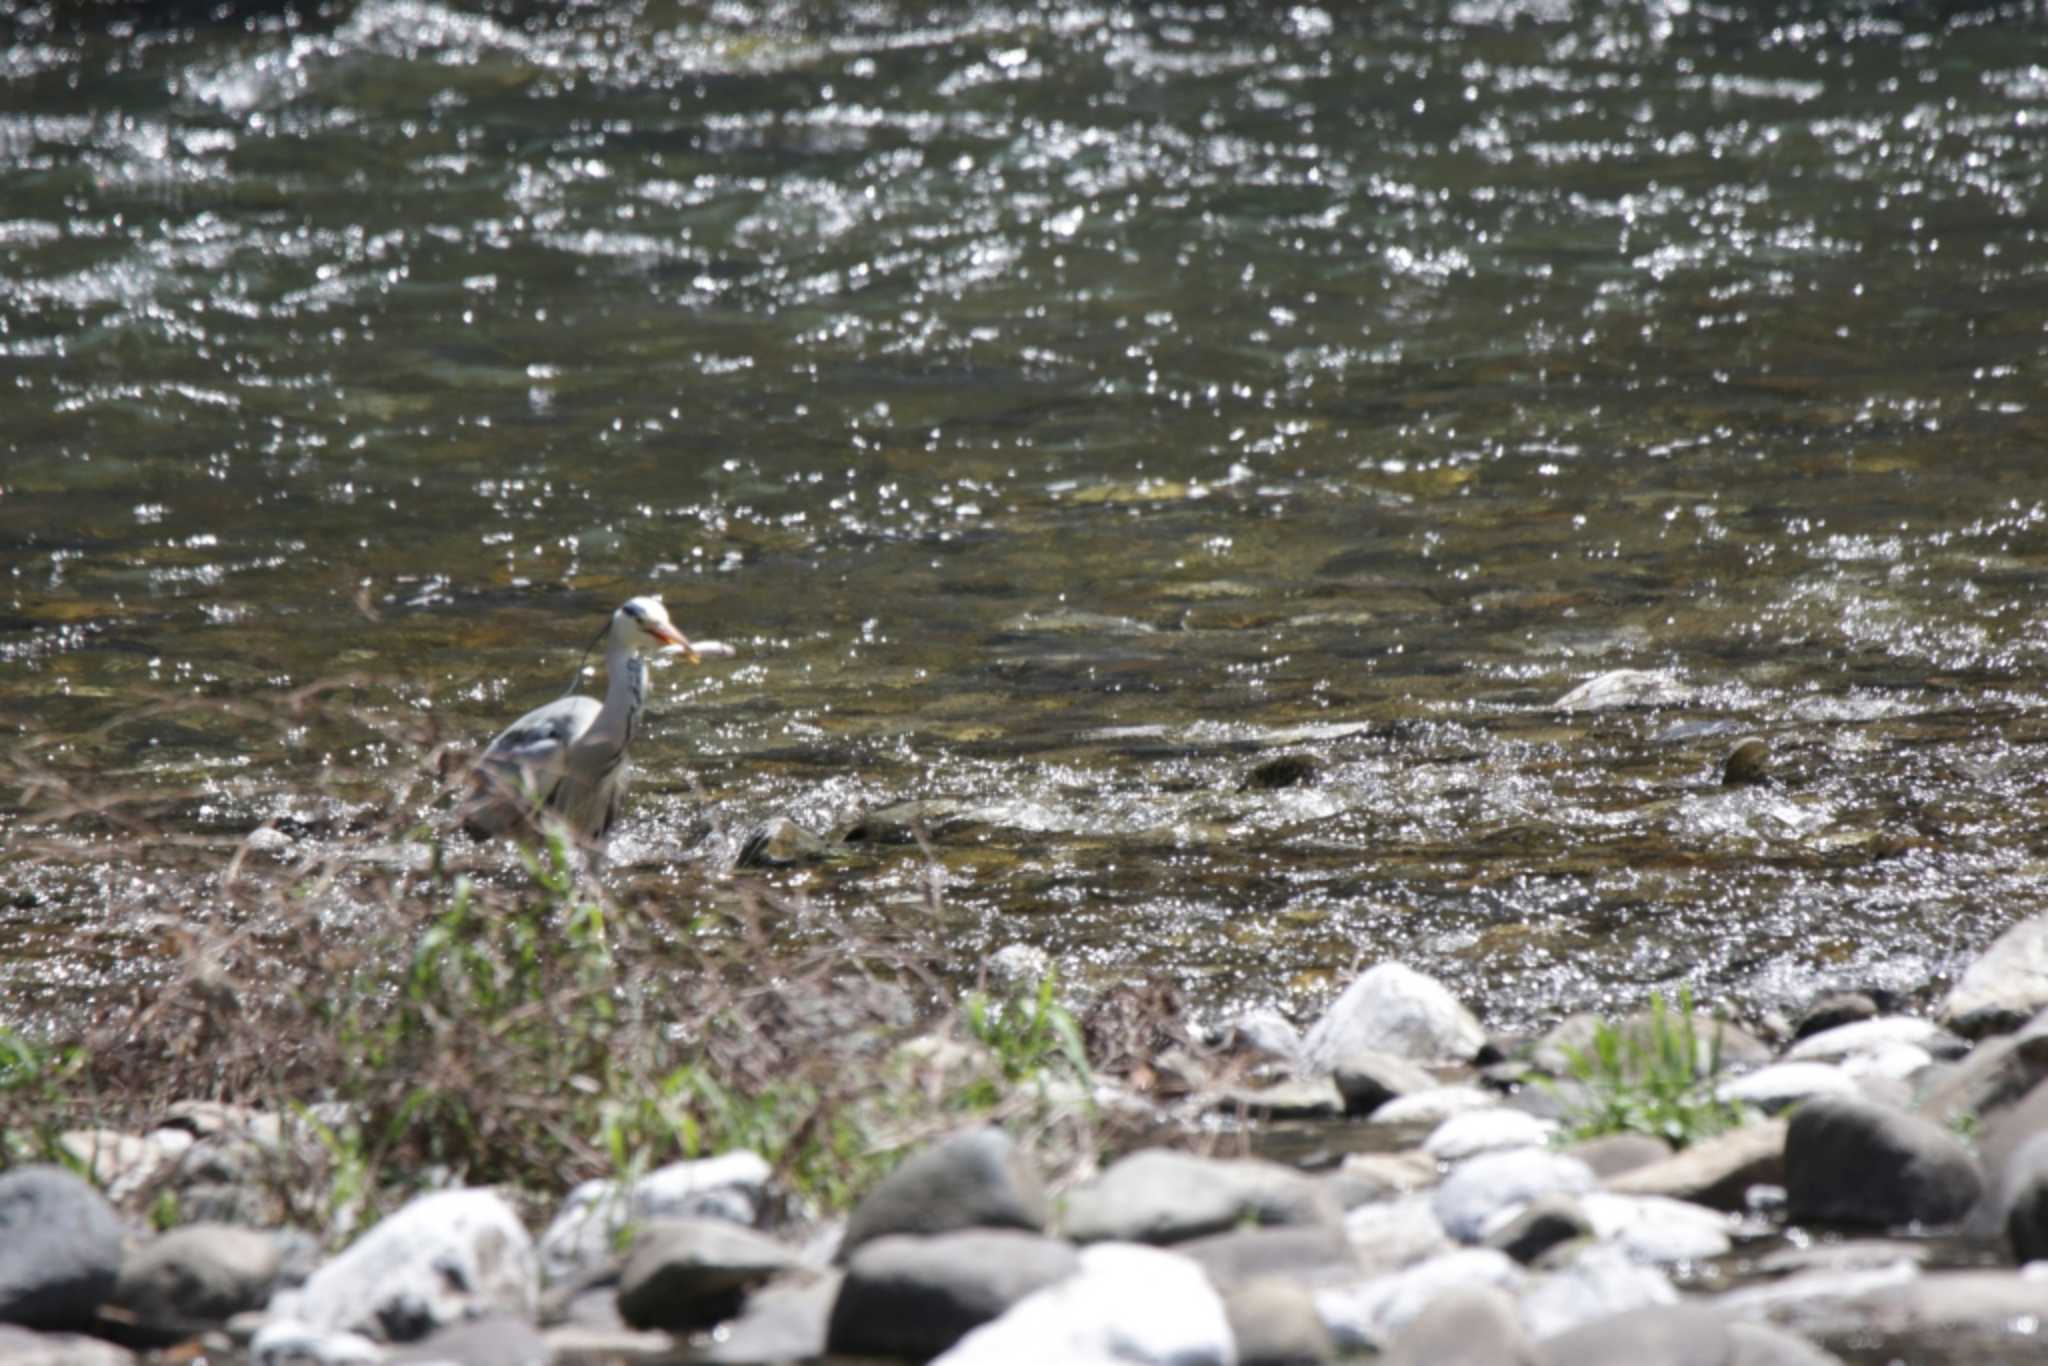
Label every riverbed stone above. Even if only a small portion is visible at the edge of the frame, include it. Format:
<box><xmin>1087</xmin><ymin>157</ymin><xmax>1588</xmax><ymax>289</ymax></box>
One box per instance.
<box><xmin>838</xmin><ymin>1127</ymin><xmax>1048</xmax><ymax>1260</ymax></box>
<box><xmin>1578</xmin><ymin>1192</ymin><xmax>1735</xmax><ymax>1263</ymax></box>
<box><xmin>282</xmin><ymin>1187</ymin><xmax>538</xmax><ymax>1342</ymax></box>
<box><xmin>250</xmin><ymin>1318</ymin><xmax>385</xmax><ymax>1365</ymax></box>
<box><xmin>1784</xmin><ymin>1095</ymin><xmax>1983</xmax><ymax>1228</ymax></box>
<box><xmin>1314</xmin><ymin>1247</ymin><xmax>1525</xmax><ymax>1352</ymax></box>
<box><xmin>825</xmin><ymin>1229</ymin><xmax>1079</xmax><ymax>1359</ymax></box>
<box><xmin>110</xmin><ymin>1222</ymin><xmax>282</xmax><ymax>1335</ymax></box>
<box><xmin>1223</xmin><ymin>1276</ymin><xmax>1337</xmax><ymax>1366</ymax></box>
<box><xmin>1214</xmin><ymin>1007</ymin><xmax>1306</xmax><ymax>1064</ymax></box>
<box><xmin>1787</xmin><ymin>1015</ymin><xmax>1961</xmax><ymax>1064</ymax></box>
<box><xmin>1517</xmin><ymin>1242</ymin><xmax>1679</xmax><ymax>1340</ymax></box>
<box><xmin>0</xmin><ymin>1165</ymin><xmax>124</xmax><ymax>1332</ymax></box>
<box><xmin>1433</xmin><ymin>1149</ymin><xmax>1596</xmax><ymax>1244</ymax></box>
<box><xmin>1343</xmin><ymin>1193</ymin><xmax>1455</xmax><ymax>1276</ymax></box>
<box><xmin>1064</xmin><ymin>1147</ymin><xmax>1341</xmax><ymax>1245</ymax></box>
<box><xmin>538</xmin><ymin>1149</ymin><xmax>771</xmax><ymax>1285</ymax></box>
<box><xmin>1794</xmin><ymin>992</ymin><xmax>1880</xmax><ymax>1040</ymax></box>
<box><xmin>1423</xmin><ymin>1107</ymin><xmax>1556</xmax><ymax>1161</ymax></box>
<box><xmin>1716</xmin><ymin>1061</ymin><xmax>1862</xmax><ymax>1113</ymax></box>
<box><xmin>1176</xmin><ymin>1225</ymin><xmax>1359</xmax><ymax>1290</ymax></box>
<box><xmin>1940</xmin><ymin>911</ymin><xmax>2048</xmax><ymax>1038</ymax></box>
<box><xmin>1533</xmin><ymin>1010</ymin><xmax>1771</xmax><ymax>1078</ymax></box>
<box><xmin>1602</xmin><ymin>1118</ymin><xmax>1786</xmax><ymax>1211</ymax></box>
<box><xmin>1915</xmin><ymin>1018</ymin><xmax>2048</xmax><ymax>1131</ymax></box>
<box><xmin>616</xmin><ymin>1218</ymin><xmax>802</xmax><ymax>1332</ymax></box>
<box><xmin>0</xmin><ymin>1323</ymin><xmax>136</xmax><ymax>1365</ymax></box>
<box><xmin>1330</xmin><ymin>1049</ymin><xmax>1439</xmax><ymax>1116</ymax></box>
<box><xmin>698</xmin><ymin>1269</ymin><xmax>841</xmax><ymax>1364</ymax></box>
<box><xmin>1566</xmin><ymin>1132</ymin><xmax>1673</xmax><ymax>1180</ymax></box>
<box><xmin>1535</xmin><ymin>1301</ymin><xmax>1841</xmax><ymax>1366</ymax></box>
<box><xmin>386</xmin><ymin>1314</ymin><xmax>549</xmax><ymax>1365</ymax></box>
<box><xmin>1484</xmin><ymin>1193</ymin><xmax>1591</xmax><ymax>1265</ymax></box>
<box><xmin>1331</xmin><ymin>1151</ymin><xmax>1439</xmax><ymax>1205</ymax></box>
<box><xmin>933</xmin><ymin>1242</ymin><xmax>1231</xmax><ymax>1365</ymax></box>
<box><xmin>735</xmin><ymin>814</ymin><xmax>834</xmax><ymax>867</ymax></box>
<box><xmin>1370</xmin><ymin>1085</ymin><xmax>1500</xmax><ymax>1125</ymax></box>
<box><xmin>1990</xmin><ymin>1130</ymin><xmax>2048</xmax><ymax>1263</ymax></box>
<box><xmin>1380</xmin><ymin>1284</ymin><xmax>1536</xmax><ymax>1366</ymax></box>
<box><xmin>1302</xmin><ymin>962</ymin><xmax>1487</xmax><ymax>1069</ymax></box>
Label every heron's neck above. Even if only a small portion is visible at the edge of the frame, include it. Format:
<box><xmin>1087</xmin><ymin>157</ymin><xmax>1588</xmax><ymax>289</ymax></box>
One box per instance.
<box><xmin>594</xmin><ymin>642</ymin><xmax>647</xmax><ymax>746</ymax></box>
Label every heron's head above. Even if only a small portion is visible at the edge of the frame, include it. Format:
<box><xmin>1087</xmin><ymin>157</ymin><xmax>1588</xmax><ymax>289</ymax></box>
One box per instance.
<box><xmin>615</xmin><ymin>596</ymin><xmax>699</xmax><ymax>662</ymax></box>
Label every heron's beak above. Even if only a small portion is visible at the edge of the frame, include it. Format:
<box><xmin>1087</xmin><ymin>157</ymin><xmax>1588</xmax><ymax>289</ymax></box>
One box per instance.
<box><xmin>649</xmin><ymin>622</ymin><xmax>700</xmax><ymax>663</ymax></box>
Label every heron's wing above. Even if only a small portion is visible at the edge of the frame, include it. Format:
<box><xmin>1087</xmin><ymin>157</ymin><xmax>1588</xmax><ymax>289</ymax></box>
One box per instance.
<box><xmin>481</xmin><ymin>695</ymin><xmax>602</xmax><ymax>772</ymax></box>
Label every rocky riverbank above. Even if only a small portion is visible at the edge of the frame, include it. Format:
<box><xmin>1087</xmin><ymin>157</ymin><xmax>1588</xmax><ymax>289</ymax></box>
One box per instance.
<box><xmin>13</xmin><ymin>911</ymin><xmax>2048</xmax><ymax>1363</ymax></box>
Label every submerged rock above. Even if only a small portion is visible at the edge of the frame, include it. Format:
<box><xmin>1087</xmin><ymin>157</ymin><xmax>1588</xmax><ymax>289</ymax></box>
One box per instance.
<box><xmin>1554</xmin><ymin>669</ymin><xmax>1692</xmax><ymax>712</ymax></box>
<box><xmin>1721</xmin><ymin>735</ymin><xmax>1773</xmax><ymax>787</ymax></box>
<box><xmin>735</xmin><ymin>815</ymin><xmax>835</xmax><ymax>867</ymax></box>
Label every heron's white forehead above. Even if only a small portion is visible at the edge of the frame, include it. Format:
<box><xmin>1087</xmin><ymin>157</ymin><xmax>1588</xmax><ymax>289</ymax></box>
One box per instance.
<box><xmin>618</xmin><ymin>594</ymin><xmax>671</xmax><ymax>623</ymax></box>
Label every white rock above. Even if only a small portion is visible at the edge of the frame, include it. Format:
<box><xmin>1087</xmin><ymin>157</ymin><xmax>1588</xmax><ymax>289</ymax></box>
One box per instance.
<box><xmin>1555</xmin><ymin>669</ymin><xmax>1692</xmax><ymax>712</ymax></box>
<box><xmin>1433</xmin><ymin>1150</ymin><xmax>1595</xmax><ymax>1244</ymax></box>
<box><xmin>1786</xmin><ymin>1016</ymin><xmax>1946</xmax><ymax>1063</ymax></box>
<box><xmin>1370</xmin><ymin>1086</ymin><xmax>1500</xmax><ymax>1126</ymax></box>
<box><xmin>538</xmin><ymin>1150</ymin><xmax>772</xmax><ymax>1285</ymax></box>
<box><xmin>1423</xmin><ymin>1109</ymin><xmax>1556</xmax><ymax>1162</ymax></box>
<box><xmin>1838</xmin><ymin>1042</ymin><xmax>1935</xmax><ymax>1085</ymax></box>
<box><xmin>1314</xmin><ymin>1247</ymin><xmax>1524</xmax><ymax>1352</ymax></box>
<box><xmin>1715</xmin><ymin>1061</ymin><xmax>1862</xmax><ymax>1112</ymax></box>
<box><xmin>1577</xmin><ymin>1192</ymin><xmax>1735</xmax><ymax>1263</ymax></box>
<box><xmin>287</xmin><ymin>1188</ymin><xmax>537</xmax><ymax>1340</ymax></box>
<box><xmin>1518</xmin><ymin>1243</ymin><xmax>1679</xmax><ymax>1339</ymax></box>
<box><xmin>1341</xmin><ymin>1193</ymin><xmax>1454</xmax><ymax>1276</ymax></box>
<box><xmin>1302</xmin><ymin>963</ymin><xmax>1487</xmax><ymax>1070</ymax></box>
<box><xmin>250</xmin><ymin>1317</ymin><xmax>385</xmax><ymax>1365</ymax></box>
<box><xmin>933</xmin><ymin>1242</ymin><xmax>1234</xmax><ymax>1365</ymax></box>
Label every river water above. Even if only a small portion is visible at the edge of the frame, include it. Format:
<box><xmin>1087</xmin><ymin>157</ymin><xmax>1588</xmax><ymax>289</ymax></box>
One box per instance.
<box><xmin>5</xmin><ymin>0</ymin><xmax>2048</xmax><ymax>1035</ymax></box>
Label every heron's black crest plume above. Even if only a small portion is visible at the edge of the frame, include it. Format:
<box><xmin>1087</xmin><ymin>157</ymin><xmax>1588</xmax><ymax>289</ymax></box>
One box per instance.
<box><xmin>558</xmin><ymin>616</ymin><xmax>612</xmax><ymax>700</ymax></box>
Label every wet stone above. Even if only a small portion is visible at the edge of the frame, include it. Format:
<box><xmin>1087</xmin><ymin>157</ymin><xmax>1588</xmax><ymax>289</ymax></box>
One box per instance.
<box><xmin>1794</xmin><ymin>992</ymin><xmax>1880</xmax><ymax>1041</ymax></box>
<box><xmin>1722</xmin><ymin>735</ymin><xmax>1773</xmax><ymax>787</ymax></box>
<box><xmin>1939</xmin><ymin>910</ymin><xmax>2048</xmax><ymax>1039</ymax></box>
<box><xmin>1784</xmin><ymin>1095</ymin><xmax>1983</xmax><ymax>1229</ymax></box>
<box><xmin>0</xmin><ymin>1165</ymin><xmax>124</xmax><ymax>1333</ymax></box>
<box><xmin>734</xmin><ymin>815</ymin><xmax>834</xmax><ymax>867</ymax></box>
<box><xmin>1330</xmin><ymin>1049</ymin><xmax>1439</xmax><ymax>1118</ymax></box>
<box><xmin>615</xmin><ymin>1218</ymin><xmax>802</xmax><ymax>1332</ymax></box>
<box><xmin>826</xmin><ymin>1230</ymin><xmax>1079</xmax><ymax>1360</ymax></box>
<box><xmin>1243</xmin><ymin>753</ymin><xmax>1321</xmax><ymax>790</ymax></box>
<box><xmin>1063</xmin><ymin>1149</ymin><xmax>1341</xmax><ymax>1246</ymax></box>
<box><xmin>838</xmin><ymin>1127</ymin><xmax>1048</xmax><ymax>1261</ymax></box>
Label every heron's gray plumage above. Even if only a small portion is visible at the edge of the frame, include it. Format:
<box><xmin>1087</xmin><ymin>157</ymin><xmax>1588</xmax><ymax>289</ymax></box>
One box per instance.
<box><xmin>463</xmin><ymin>596</ymin><xmax>692</xmax><ymax>847</ymax></box>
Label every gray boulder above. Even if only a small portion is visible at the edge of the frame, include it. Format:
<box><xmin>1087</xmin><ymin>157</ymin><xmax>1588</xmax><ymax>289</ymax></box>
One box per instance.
<box><xmin>1535</xmin><ymin>1302</ymin><xmax>1840</xmax><ymax>1365</ymax></box>
<box><xmin>698</xmin><ymin>1269</ymin><xmax>840</xmax><ymax>1364</ymax></box>
<box><xmin>1380</xmin><ymin>1284</ymin><xmax>1536</xmax><ymax>1366</ymax></box>
<box><xmin>1566</xmin><ymin>1132</ymin><xmax>1673</xmax><ymax>1181</ymax></box>
<box><xmin>1517</xmin><ymin>1243</ymin><xmax>1678</xmax><ymax>1340</ymax></box>
<box><xmin>825</xmin><ymin>1229</ymin><xmax>1078</xmax><ymax>1359</ymax></box>
<box><xmin>1716</xmin><ymin>1062</ymin><xmax>1861</xmax><ymax>1114</ymax></box>
<box><xmin>111</xmin><ymin>1222</ymin><xmax>282</xmax><ymax>1335</ymax></box>
<box><xmin>1784</xmin><ymin>1095</ymin><xmax>1983</xmax><ymax>1227</ymax></box>
<box><xmin>1222</xmin><ymin>1276</ymin><xmax>1337</xmax><ymax>1366</ymax></box>
<box><xmin>1063</xmin><ymin>1148</ymin><xmax>1341</xmax><ymax>1245</ymax></box>
<box><xmin>1315</xmin><ymin>1247</ymin><xmax>1525</xmax><ymax>1353</ymax></box>
<box><xmin>1993</xmin><ymin>1130</ymin><xmax>2048</xmax><ymax>1263</ymax></box>
<box><xmin>1331</xmin><ymin>1050</ymin><xmax>1440</xmax><ymax>1117</ymax></box>
<box><xmin>1175</xmin><ymin>1225</ymin><xmax>1359</xmax><ymax>1290</ymax></box>
<box><xmin>837</xmin><ymin>1127</ymin><xmax>1049</xmax><ymax>1261</ymax></box>
<box><xmin>1433</xmin><ymin>1149</ymin><xmax>1596</xmax><ymax>1244</ymax></box>
<box><xmin>279</xmin><ymin>1187</ymin><xmax>538</xmax><ymax>1342</ymax></box>
<box><xmin>0</xmin><ymin>1323</ymin><xmax>136</xmax><ymax>1365</ymax></box>
<box><xmin>1603</xmin><ymin>1119</ymin><xmax>1786</xmax><ymax>1211</ymax></box>
<box><xmin>1302</xmin><ymin>963</ymin><xmax>1487</xmax><ymax>1070</ymax></box>
<box><xmin>615</xmin><ymin>1218</ymin><xmax>801</xmax><ymax>1332</ymax></box>
<box><xmin>0</xmin><ymin>1166</ymin><xmax>124</xmax><ymax>1332</ymax></box>
<box><xmin>1940</xmin><ymin>911</ymin><xmax>2048</xmax><ymax>1038</ymax></box>
<box><xmin>387</xmin><ymin>1314</ymin><xmax>549</xmax><ymax>1365</ymax></box>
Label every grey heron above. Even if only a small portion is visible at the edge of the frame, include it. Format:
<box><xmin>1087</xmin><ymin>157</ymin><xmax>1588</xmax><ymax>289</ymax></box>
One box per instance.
<box><xmin>463</xmin><ymin>595</ymin><xmax>712</xmax><ymax>848</ymax></box>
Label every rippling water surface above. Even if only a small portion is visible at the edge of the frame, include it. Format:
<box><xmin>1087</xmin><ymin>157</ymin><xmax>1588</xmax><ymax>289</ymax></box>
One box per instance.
<box><xmin>6</xmin><ymin>0</ymin><xmax>2048</xmax><ymax>1031</ymax></box>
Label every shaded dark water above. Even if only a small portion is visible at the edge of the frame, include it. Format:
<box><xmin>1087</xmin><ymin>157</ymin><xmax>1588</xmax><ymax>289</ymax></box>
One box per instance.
<box><xmin>6</xmin><ymin>0</ymin><xmax>2048</xmax><ymax>1032</ymax></box>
